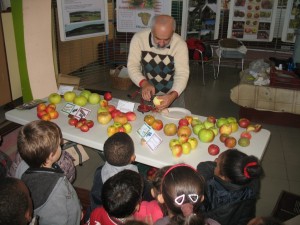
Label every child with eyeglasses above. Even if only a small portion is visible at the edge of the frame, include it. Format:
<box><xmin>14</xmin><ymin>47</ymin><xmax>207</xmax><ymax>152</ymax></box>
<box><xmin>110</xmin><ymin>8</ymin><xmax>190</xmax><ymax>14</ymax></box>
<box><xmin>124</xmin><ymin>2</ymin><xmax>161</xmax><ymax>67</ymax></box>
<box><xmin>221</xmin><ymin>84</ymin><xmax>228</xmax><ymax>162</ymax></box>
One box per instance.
<box><xmin>154</xmin><ymin>164</ymin><xmax>220</xmax><ymax>225</ymax></box>
<box><xmin>197</xmin><ymin>149</ymin><xmax>264</xmax><ymax>225</ymax></box>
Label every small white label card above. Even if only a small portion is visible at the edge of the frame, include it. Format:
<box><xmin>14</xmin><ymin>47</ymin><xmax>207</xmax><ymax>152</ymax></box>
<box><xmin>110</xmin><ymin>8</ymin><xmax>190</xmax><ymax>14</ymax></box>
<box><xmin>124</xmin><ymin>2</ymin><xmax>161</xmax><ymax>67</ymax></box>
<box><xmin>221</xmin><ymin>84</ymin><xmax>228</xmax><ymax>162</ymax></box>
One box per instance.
<box><xmin>57</xmin><ymin>85</ymin><xmax>74</xmax><ymax>95</ymax></box>
<box><xmin>61</xmin><ymin>103</ymin><xmax>91</xmax><ymax>119</ymax></box>
<box><xmin>137</xmin><ymin>123</ymin><xmax>162</xmax><ymax>152</ymax></box>
<box><xmin>117</xmin><ymin>100</ymin><xmax>135</xmax><ymax>113</ymax></box>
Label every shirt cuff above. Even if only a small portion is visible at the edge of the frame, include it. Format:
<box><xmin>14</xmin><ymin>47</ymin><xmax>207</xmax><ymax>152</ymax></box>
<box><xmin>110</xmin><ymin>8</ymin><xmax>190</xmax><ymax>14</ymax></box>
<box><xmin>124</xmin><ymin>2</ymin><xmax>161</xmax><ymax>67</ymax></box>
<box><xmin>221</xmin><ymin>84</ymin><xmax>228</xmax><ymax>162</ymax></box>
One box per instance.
<box><xmin>139</xmin><ymin>79</ymin><xmax>147</xmax><ymax>87</ymax></box>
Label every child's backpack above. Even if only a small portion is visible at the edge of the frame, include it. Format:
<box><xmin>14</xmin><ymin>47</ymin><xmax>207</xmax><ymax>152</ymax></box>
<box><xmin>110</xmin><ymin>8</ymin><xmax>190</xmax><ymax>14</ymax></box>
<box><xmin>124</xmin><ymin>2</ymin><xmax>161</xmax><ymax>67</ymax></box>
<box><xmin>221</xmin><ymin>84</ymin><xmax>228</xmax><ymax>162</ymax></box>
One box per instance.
<box><xmin>186</xmin><ymin>37</ymin><xmax>212</xmax><ymax>61</ymax></box>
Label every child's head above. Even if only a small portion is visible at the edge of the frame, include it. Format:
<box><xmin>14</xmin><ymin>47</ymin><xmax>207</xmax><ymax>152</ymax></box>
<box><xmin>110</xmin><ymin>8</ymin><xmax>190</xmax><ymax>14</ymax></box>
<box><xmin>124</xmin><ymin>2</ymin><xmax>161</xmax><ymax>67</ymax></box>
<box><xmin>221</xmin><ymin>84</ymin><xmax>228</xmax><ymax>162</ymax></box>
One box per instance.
<box><xmin>104</xmin><ymin>132</ymin><xmax>135</xmax><ymax>166</ymax></box>
<box><xmin>160</xmin><ymin>164</ymin><xmax>205</xmax><ymax>225</ymax></box>
<box><xmin>214</xmin><ymin>149</ymin><xmax>263</xmax><ymax>185</ymax></box>
<box><xmin>17</xmin><ymin>120</ymin><xmax>62</xmax><ymax>168</ymax></box>
<box><xmin>151</xmin><ymin>166</ymin><xmax>171</xmax><ymax>199</ymax></box>
<box><xmin>102</xmin><ymin>170</ymin><xmax>143</xmax><ymax>220</ymax></box>
<box><xmin>0</xmin><ymin>177</ymin><xmax>33</xmax><ymax>225</ymax></box>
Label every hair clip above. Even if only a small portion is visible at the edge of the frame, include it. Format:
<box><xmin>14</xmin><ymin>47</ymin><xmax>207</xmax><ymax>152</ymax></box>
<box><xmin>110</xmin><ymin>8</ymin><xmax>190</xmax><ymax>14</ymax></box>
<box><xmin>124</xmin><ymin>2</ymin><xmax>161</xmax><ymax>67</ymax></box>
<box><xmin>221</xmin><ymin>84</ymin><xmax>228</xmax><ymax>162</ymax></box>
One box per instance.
<box><xmin>175</xmin><ymin>194</ymin><xmax>199</xmax><ymax>205</ymax></box>
<box><xmin>243</xmin><ymin>161</ymin><xmax>258</xmax><ymax>178</ymax></box>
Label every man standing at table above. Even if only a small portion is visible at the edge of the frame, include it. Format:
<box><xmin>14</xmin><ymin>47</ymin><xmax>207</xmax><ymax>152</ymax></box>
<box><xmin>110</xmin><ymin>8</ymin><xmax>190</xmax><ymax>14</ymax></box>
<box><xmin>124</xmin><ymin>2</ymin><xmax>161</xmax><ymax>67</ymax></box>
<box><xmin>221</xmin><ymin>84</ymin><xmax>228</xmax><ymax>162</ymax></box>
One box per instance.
<box><xmin>127</xmin><ymin>14</ymin><xmax>190</xmax><ymax>110</ymax></box>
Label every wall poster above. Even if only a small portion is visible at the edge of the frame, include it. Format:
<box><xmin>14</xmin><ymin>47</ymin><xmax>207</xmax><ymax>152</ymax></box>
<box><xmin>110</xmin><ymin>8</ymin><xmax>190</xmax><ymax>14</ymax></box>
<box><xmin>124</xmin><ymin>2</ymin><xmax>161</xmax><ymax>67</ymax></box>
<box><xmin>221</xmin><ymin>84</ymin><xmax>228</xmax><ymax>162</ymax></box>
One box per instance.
<box><xmin>116</xmin><ymin>0</ymin><xmax>172</xmax><ymax>33</ymax></box>
<box><xmin>228</xmin><ymin>0</ymin><xmax>278</xmax><ymax>41</ymax></box>
<box><xmin>282</xmin><ymin>0</ymin><xmax>300</xmax><ymax>42</ymax></box>
<box><xmin>57</xmin><ymin>0</ymin><xmax>109</xmax><ymax>41</ymax></box>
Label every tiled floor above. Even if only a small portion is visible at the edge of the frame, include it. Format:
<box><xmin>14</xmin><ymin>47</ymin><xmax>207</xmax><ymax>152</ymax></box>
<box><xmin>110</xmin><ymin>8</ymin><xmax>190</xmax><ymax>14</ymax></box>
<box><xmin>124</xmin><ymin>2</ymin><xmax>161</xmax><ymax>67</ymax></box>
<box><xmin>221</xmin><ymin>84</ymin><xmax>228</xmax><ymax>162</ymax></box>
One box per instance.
<box><xmin>1</xmin><ymin>64</ymin><xmax>300</xmax><ymax>218</ymax></box>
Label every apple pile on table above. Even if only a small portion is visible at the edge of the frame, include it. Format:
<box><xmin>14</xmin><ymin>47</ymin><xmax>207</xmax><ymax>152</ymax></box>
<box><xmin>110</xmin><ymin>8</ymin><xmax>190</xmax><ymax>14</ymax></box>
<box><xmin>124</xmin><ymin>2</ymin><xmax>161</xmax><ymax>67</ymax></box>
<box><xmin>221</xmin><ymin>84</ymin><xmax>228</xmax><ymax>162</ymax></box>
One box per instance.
<box><xmin>143</xmin><ymin>115</ymin><xmax>163</xmax><ymax>131</ymax></box>
<box><xmin>68</xmin><ymin>117</ymin><xmax>94</xmax><ymax>132</ymax></box>
<box><xmin>36</xmin><ymin>103</ymin><xmax>59</xmax><ymax>121</ymax></box>
<box><xmin>164</xmin><ymin>117</ymin><xmax>198</xmax><ymax>157</ymax></box>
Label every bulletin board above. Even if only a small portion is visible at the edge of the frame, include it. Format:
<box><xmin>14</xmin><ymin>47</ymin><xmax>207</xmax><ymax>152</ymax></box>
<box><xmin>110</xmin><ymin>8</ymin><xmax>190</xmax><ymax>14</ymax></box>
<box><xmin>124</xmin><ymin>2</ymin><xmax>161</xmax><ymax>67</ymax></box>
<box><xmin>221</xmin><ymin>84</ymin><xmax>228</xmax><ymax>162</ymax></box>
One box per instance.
<box><xmin>57</xmin><ymin>0</ymin><xmax>109</xmax><ymax>41</ymax></box>
<box><xmin>281</xmin><ymin>0</ymin><xmax>300</xmax><ymax>43</ymax></box>
<box><xmin>227</xmin><ymin>0</ymin><xmax>278</xmax><ymax>41</ymax></box>
<box><xmin>116</xmin><ymin>0</ymin><xmax>172</xmax><ymax>33</ymax></box>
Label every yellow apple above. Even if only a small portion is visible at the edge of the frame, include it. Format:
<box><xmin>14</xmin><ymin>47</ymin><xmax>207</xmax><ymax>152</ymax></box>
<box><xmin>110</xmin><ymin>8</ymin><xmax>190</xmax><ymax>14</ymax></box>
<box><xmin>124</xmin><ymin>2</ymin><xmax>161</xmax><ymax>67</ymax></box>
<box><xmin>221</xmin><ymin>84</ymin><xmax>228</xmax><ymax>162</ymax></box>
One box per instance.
<box><xmin>153</xmin><ymin>96</ymin><xmax>163</xmax><ymax>106</ymax></box>
<box><xmin>219</xmin><ymin>124</ymin><xmax>232</xmax><ymax>135</ymax></box>
<box><xmin>123</xmin><ymin>123</ymin><xmax>132</xmax><ymax>133</ymax></box>
<box><xmin>188</xmin><ymin>137</ymin><xmax>198</xmax><ymax>150</ymax></box>
<box><xmin>163</xmin><ymin>123</ymin><xmax>177</xmax><ymax>136</ymax></box>
<box><xmin>182</xmin><ymin>142</ymin><xmax>192</xmax><ymax>154</ymax></box>
<box><xmin>97</xmin><ymin>112</ymin><xmax>112</xmax><ymax>125</ymax></box>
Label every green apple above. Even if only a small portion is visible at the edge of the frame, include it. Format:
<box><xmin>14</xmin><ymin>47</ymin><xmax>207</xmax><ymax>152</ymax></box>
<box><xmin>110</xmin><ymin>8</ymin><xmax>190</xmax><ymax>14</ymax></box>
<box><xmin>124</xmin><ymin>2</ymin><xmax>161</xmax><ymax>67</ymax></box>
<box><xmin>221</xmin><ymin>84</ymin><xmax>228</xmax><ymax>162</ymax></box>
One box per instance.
<box><xmin>123</xmin><ymin>123</ymin><xmax>132</xmax><ymax>133</ymax></box>
<box><xmin>80</xmin><ymin>90</ymin><xmax>92</xmax><ymax>99</ymax></box>
<box><xmin>73</xmin><ymin>95</ymin><xmax>87</xmax><ymax>106</ymax></box>
<box><xmin>188</xmin><ymin>137</ymin><xmax>198</xmax><ymax>150</ymax></box>
<box><xmin>238</xmin><ymin>137</ymin><xmax>250</xmax><ymax>147</ymax></box>
<box><xmin>193</xmin><ymin>123</ymin><xmax>205</xmax><ymax>135</ymax></box>
<box><xmin>182</xmin><ymin>142</ymin><xmax>192</xmax><ymax>154</ymax></box>
<box><xmin>63</xmin><ymin>91</ymin><xmax>76</xmax><ymax>102</ymax></box>
<box><xmin>216</xmin><ymin>117</ymin><xmax>228</xmax><ymax>128</ymax></box>
<box><xmin>210</xmin><ymin>127</ymin><xmax>219</xmax><ymax>136</ymax></box>
<box><xmin>88</xmin><ymin>93</ymin><xmax>101</xmax><ymax>104</ymax></box>
<box><xmin>48</xmin><ymin>93</ymin><xmax>62</xmax><ymax>104</ymax></box>
<box><xmin>113</xmin><ymin>122</ymin><xmax>122</xmax><ymax>128</ymax></box>
<box><xmin>169</xmin><ymin>138</ymin><xmax>180</xmax><ymax>149</ymax></box>
<box><xmin>191</xmin><ymin>118</ymin><xmax>202</xmax><ymax>127</ymax></box>
<box><xmin>198</xmin><ymin>128</ymin><xmax>215</xmax><ymax>143</ymax></box>
<box><xmin>203</xmin><ymin>121</ymin><xmax>214</xmax><ymax>129</ymax></box>
<box><xmin>227</xmin><ymin>117</ymin><xmax>237</xmax><ymax>123</ymax></box>
<box><xmin>97</xmin><ymin>107</ymin><xmax>109</xmax><ymax>113</ymax></box>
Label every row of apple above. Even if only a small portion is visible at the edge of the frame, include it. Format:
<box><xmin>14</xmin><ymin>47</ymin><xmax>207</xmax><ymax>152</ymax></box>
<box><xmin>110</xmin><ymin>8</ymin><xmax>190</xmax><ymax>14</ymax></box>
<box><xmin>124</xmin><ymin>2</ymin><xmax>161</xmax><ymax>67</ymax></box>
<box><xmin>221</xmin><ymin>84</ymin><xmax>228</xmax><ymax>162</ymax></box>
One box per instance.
<box><xmin>68</xmin><ymin>117</ymin><xmax>94</xmax><ymax>132</ymax></box>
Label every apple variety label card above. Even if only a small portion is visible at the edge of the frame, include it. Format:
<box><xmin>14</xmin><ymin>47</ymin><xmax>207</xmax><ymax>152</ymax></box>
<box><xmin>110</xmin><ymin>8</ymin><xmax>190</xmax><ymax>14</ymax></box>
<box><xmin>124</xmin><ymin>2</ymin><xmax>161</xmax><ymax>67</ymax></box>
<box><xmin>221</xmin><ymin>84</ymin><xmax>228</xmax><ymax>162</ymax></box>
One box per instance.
<box><xmin>117</xmin><ymin>100</ymin><xmax>135</xmax><ymax>113</ymax></box>
<box><xmin>57</xmin><ymin>85</ymin><xmax>74</xmax><ymax>95</ymax></box>
<box><xmin>137</xmin><ymin>123</ymin><xmax>162</xmax><ymax>152</ymax></box>
<box><xmin>61</xmin><ymin>103</ymin><xmax>91</xmax><ymax>119</ymax></box>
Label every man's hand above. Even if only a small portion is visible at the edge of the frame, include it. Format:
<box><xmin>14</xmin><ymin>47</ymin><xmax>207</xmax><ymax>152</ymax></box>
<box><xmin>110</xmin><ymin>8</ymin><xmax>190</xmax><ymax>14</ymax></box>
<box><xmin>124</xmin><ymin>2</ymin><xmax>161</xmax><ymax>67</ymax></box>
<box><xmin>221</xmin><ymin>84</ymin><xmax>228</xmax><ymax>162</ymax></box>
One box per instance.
<box><xmin>155</xmin><ymin>92</ymin><xmax>177</xmax><ymax>110</ymax></box>
<box><xmin>141</xmin><ymin>81</ymin><xmax>155</xmax><ymax>101</ymax></box>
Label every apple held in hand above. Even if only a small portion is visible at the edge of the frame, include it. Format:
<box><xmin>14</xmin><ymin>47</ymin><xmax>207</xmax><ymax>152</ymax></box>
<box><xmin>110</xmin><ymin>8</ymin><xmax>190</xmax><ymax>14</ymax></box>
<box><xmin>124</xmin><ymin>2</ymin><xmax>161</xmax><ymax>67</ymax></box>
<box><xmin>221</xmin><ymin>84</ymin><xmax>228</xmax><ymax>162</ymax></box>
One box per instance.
<box><xmin>198</xmin><ymin>128</ymin><xmax>215</xmax><ymax>143</ymax></box>
<box><xmin>104</xmin><ymin>92</ymin><xmax>112</xmax><ymax>101</ymax></box>
<box><xmin>73</xmin><ymin>96</ymin><xmax>87</xmax><ymax>107</ymax></box>
<box><xmin>64</xmin><ymin>91</ymin><xmax>76</xmax><ymax>102</ymax></box>
<box><xmin>88</xmin><ymin>93</ymin><xmax>101</xmax><ymax>105</ymax></box>
<box><xmin>153</xmin><ymin>96</ymin><xmax>163</xmax><ymax>106</ymax></box>
<box><xmin>48</xmin><ymin>93</ymin><xmax>62</xmax><ymax>104</ymax></box>
<box><xmin>163</xmin><ymin>123</ymin><xmax>177</xmax><ymax>136</ymax></box>
<box><xmin>208</xmin><ymin>144</ymin><xmax>220</xmax><ymax>156</ymax></box>
<box><xmin>238</xmin><ymin>118</ymin><xmax>250</xmax><ymax>128</ymax></box>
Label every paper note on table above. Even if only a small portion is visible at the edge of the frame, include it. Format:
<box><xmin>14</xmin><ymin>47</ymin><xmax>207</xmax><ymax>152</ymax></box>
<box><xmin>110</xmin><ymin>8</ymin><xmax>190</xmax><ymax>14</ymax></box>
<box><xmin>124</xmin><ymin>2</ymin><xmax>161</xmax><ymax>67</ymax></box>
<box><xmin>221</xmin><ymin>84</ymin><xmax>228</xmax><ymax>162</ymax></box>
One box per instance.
<box><xmin>57</xmin><ymin>85</ymin><xmax>74</xmax><ymax>95</ymax></box>
<box><xmin>137</xmin><ymin>123</ymin><xmax>162</xmax><ymax>152</ymax></box>
<box><xmin>117</xmin><ymin>100</ymin><xmax>135</xmax><ymax>113</ymax></box>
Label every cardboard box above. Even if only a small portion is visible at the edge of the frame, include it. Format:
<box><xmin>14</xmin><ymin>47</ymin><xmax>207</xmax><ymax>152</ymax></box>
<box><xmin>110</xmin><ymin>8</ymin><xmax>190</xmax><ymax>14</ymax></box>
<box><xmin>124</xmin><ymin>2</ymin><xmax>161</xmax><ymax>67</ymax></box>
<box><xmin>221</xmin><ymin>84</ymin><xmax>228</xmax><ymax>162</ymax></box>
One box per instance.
<box><xmin>57</xmin><ymin>74</ymin><xmax>80</xmax><ymax>89</ymax></box>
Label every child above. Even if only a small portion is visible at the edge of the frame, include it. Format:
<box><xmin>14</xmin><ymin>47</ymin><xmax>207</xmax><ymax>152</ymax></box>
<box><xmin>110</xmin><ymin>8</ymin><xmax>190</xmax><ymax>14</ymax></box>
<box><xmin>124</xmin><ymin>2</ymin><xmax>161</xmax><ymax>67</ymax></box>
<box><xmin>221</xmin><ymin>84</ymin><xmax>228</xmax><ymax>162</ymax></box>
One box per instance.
<box><xmin>0</xmin><ymin>177</ymin><xmax>33</xmax><ymax>225</ymax></box>
<box><xmin>155</xmin><ymin>164</ymin><xmax>220</xmax><ymax>225</ymax></box>
<box><xmin>197</xmin><ymin>149</ymin><xmax>264</xmax><ymax>225</ymax></box>
<box><xmin>89</xmin><ymin>169</ymin><xmax>144</xmax><ymax>225</ymax></box>
<box><xmin>17</xmin><ymin>120</ymin><xmax>82</xmax><ymax>225</ymax></box>
<box><xmin>84</xmin><ymin>132</ymin><xmax>139</xmax><ymax>222</ymax></box>
<box><xmin>133</xmin><ymin>166</ymin><xmax>170</xmax><ymax>224</ymax></box>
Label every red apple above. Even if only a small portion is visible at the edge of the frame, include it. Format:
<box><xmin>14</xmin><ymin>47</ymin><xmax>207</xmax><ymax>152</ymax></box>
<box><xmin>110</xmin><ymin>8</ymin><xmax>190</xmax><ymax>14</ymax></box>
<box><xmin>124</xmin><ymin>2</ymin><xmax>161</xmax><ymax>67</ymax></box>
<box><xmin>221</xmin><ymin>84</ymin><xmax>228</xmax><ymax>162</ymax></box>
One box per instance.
<box><xmin>47</xmin><ymin>103</ymin><xmax>56</xmax><ymax>110</ymax></box>
<box><xmin>80</xmin><ymin>124</ymin><xmax>90</xmax><ymax>132</ymax></box>
<box><xmin>37</xmin><ymin>110</ymin><xmax>47</xmax><ymax>119</ymax></box>
<box><xmin>99</xmin><ymin>99</ymin><xmax>108</xmax><ymax>107</ymax></box>
<box><xmin>49</xmin><ymin>110</ymin><xmax>59</xmax><ymax>119</ymax></box>
<box><xmin>163</xmin><ymin>123</ymin><xmax>177</xmax><ymax>136</ymax></box>
<box><xmin>75</xmin><ymin>121</ymin><xmax>85</xmax><ymax>129</ymax></box>
<box><xmin>107</xmin><ymin>105</ymin><xmax>116</xmax><ymax>113</ymax></box>
<box><xmin>118</xmin><ymin>126</ymin><xmax>126</xmax><ymax>133</ymax></box>
<box><xmin>208</xmin><ymin>144</ymin><xmax>220</xmax><ymax>156</ymax></box>
<box><xmin>41</xmin><ymin>113</ymin><xmax>51</xmax><ymax>121</ymax></box>
<box><xmin>254</xmin><ymin>124</ymin><xmax>262</xmax><ymax>132</ymax></box>
<box><xmin>219</xmin><ymin>133</ymin><xmax>229</xmax><ymax>143</ymax></box>
<box><xmin>104</xmin><ymin>92</ymin><xmax>112</xmax><ymax>101</ymax></box>
<box><xmin>86</xmin><ymin>120</ymin><xmax>94</xmax><ymax>128</ymax></box>
<box><xmin>147</xmin><ymin>167</ymin><xmax>158</xmax><ymax>181</ymax></box>
<box><xmin>238</xmin><ymin>118</ymin><xmax>250</xmax><ymax>128</ymax></box>
<box><xmin>125</xmin><ymin>111</ymin><xmax>136</xmax><ymax>121</ymax></box>
<box><xmin>178</xmin><ymin>134</ymin><xmax>189</xmax><ymax>144</ymax></box>
<box><xmin>171</xmin><ymin>144</ymin><xmax>183</xmax><ymax>157</ymax></box>
<box><xmin>79</xmin><ymin>118</ymin><xmax>87</xmax><ymax>124</ymax></box>
<box><xmin>68</xmin><ymin>118</ymin><xmax>79</xmax><ymax>126</ymax></box>
<box><xmin>177</xmin><ymin>126</ymin><xmax>192</xmax><ymax>137</ymax></box>
<box><xmin>111</xmin><ymin>109</ymin><xmax>121</xmax><ymax>119</ymax></box>
<box><xmin>240</xmin><ymin>131</ymin><xmax>252</xmax><ymax>140</ymax></box>
<box><xmin>207</xmin><ymin>116</ymin><xmax>216</xmax><ymax>124</ymax></box>
<box><xmin>37</xmin><ymin>103</ymin><xmax>47</xmax><ymax>112</ymax></box>
<box><xmin>114</xmin><ymin>113</ymin><xmax>128</xmax><ymax>125</ymax></box>
<box><xmin>151</xmin><ymin>119</ymin><xmax>163</xmax><ymax>131</ymax></box>
<box><xmin>45</xmin><ymin>106</ymin><xmax>55</xmax><ymax>114</ymax></box>
<box><xmin>178</xmin><ymin>118</ymin><xmax>189</xmax><ymax>127</ymax></box>
<box><xmin>225</xmin><ymin>136</ymin><xmax>237</xmax><ymax>148</ymax></box>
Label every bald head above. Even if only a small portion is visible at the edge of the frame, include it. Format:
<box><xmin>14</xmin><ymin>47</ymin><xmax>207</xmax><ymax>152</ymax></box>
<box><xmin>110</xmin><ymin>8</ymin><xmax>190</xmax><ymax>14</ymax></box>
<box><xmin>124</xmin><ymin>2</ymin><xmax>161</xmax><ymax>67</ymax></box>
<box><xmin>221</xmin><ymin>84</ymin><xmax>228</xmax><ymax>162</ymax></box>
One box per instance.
<box><xmin>151</xmin><ymin>15</ymin><xmax>176</xmax><ymax>49</ymax></box>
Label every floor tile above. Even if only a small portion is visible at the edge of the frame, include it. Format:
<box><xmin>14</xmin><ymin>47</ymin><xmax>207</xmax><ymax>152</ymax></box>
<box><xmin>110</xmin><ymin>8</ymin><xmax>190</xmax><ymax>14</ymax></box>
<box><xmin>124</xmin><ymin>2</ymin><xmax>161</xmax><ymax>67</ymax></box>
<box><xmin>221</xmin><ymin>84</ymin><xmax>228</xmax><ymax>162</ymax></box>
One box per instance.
<box><xmin>288</xmin><ymin>181</ymin><xmax>300</xmax><ymax>196</ymax></box>
<box><xmin>261</xmin><ymin>160</ymin><xmax>288</xmax><ymax>180</ymax></box>
<box><xmin>286</xmin><ymin>164</ymin><xmax>300</xmax><ymax>182</ymax></box>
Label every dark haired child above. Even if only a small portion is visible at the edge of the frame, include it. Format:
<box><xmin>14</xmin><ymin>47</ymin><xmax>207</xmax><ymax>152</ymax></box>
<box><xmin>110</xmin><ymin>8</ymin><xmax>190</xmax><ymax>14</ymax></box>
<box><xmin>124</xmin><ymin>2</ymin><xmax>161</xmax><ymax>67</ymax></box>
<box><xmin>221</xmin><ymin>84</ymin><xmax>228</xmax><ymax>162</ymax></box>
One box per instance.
<box><xmin>89</xmin><ymin>170</ymin><xmax>144</xmax><ymax>225</ymax></box>
<box><xmin>133</xmin><ymin>166</ymin><xmax>170</xmax><ymax>224</ymax></box>
<box><xmin>155</xmin><ymin>164</ymin><xmax>220</xmax><ymax>225</ymax></box>
<box><xmin>197</xmin><ymin>149</ymin><xmax>264</xmax><ymax>225</ymax></box>
<box><xmin>18</xmin><ymin>120</ymin><xmax>81</xmax><ymax>225</ymax></box>
<box><xmin>0</xmin><ymin>177</ymin><xmax>34</xmax><ymax>225</ymax></box>
<box><xmin>84</xmin><ymin>132</ymin><xmax>139</xmax><ymax>222</ymax></box>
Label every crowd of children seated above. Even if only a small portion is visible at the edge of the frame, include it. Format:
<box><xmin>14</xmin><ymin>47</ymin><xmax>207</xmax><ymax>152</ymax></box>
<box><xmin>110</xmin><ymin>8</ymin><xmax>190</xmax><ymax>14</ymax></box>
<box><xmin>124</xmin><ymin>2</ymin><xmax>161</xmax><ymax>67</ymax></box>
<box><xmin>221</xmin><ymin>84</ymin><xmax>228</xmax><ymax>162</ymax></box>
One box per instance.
<box><xmin>0</xmin><ymin>120</ymin><xmax>285</xmax><ymax>225</ymax></box>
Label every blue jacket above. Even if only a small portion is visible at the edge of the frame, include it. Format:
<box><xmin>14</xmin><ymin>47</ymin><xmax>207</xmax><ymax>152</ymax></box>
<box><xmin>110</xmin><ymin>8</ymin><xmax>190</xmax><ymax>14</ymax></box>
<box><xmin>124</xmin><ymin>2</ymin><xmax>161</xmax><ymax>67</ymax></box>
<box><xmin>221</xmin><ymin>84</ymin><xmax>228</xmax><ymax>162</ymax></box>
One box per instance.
<box><xmin>197</xmin><ymin>161</ymin><xmax>260</xmax><ymax>225</ymax></box>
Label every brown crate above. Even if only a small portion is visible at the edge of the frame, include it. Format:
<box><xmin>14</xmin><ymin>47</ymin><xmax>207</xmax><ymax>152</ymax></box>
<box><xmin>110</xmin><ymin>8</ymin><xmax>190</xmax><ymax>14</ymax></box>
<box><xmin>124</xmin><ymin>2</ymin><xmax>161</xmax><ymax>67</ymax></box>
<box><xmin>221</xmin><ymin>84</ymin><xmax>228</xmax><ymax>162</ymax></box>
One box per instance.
<box><xmin>57</xmin><ymin>74</ymin><xmax>80</xmax><ymax>89</ymax></box>
<box><xmin>110</xmin><ymin>65</ymin><xmax>133</xmax><ymax>90</ymax></box>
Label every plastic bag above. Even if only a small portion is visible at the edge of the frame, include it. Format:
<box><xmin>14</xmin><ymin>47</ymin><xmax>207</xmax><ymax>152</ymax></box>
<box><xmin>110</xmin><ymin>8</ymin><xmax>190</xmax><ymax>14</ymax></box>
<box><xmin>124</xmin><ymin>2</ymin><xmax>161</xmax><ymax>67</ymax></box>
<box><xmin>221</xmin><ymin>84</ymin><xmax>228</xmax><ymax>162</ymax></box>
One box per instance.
<box><xmin>249</xmin><ymin>59</ymin><xmax>270</xmax><ymax>73</ymax></box>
